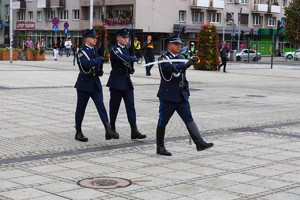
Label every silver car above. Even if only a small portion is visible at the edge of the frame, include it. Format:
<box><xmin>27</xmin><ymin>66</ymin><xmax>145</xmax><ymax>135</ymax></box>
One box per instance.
<box><xmin>283</xmin><ymin>49</ymin><xmax>300</xmax><ymax>60</ymax></box>
<box><xmin>236</xmin><ymin>49</ymin><xmax>261</xmax><ymax>62</ymax></box>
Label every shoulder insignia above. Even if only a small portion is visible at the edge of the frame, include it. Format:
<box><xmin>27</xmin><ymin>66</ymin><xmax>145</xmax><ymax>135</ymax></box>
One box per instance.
<box><xmin>78</xmin><ymin>53</ymin><xmax>83</xmax><ymax>57</ymax></box>
<box><xmin>114</xmin><ymin>49</ymin><xmax>119</xmax><ymax>54</ymax></box>
<box><xmin>162</xmin><ymin>57</ymin><xmax>166</xmax><ymax>60</ymax></box>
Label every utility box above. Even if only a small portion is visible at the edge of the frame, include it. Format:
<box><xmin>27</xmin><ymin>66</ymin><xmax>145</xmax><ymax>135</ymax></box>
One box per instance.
<box><xmin>230</xmin><ymin>50</ymin><xmax>236</xmax><ymax>61</ymax></box>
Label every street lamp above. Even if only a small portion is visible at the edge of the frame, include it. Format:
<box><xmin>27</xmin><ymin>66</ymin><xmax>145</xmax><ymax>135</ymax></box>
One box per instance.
<box><xmin>9</xmin><ymin>0</ymin><xmax>13</xmax><ymax>63</ymax></box>
<box><xmin>237</xmin><ymin>6</ymin><xmax>242</xmax><ymax>51</ymax></box>
<box><xmin>90</xmin><ymin>0</ymin><xmax>93</xmax><ymax>29</ymax></box>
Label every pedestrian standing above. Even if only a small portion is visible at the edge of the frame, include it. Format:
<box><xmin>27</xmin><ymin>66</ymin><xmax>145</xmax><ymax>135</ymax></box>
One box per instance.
<box><xmin>72</xmin><ymin>41</ymin><xmax>79</xmax><ymax>65</ymax></box>
<box><xmin>218</xmin><ymin>41</ymin><xmax>229</xmax><ymax>73</ymax></box>
<box><xmin>36</xmin><ymin>39</ymin><xmax>41</xmax><ymax>50</ymax></box>
<box><xmin>53</xmin><ymin>40</ymin><xmax>58</xmax><ymax>60</ymax></box>
<box><xmin>107</xmin><ymin>28</ymin><xmax>146</xmax><ymax>140</ymax></box>
<box><xmin>142</xmin><ymin>35</ymin><xmax>155</xmax><ymax>76</ymax></box>
<box><xmin>65</xmin><ymin>38</ymin><xmax>72</xmax><ymax>58</ymax></box>
<box><xmin>25</xmin><ymin>37</ymin><xmax>33</xmax><ymax>49</ymax></box>
<box><xmin>74</xmin><ymin>29</ymin><xmax>118</xmax><ymax>142</ymax></box>
<box><xmin>40</xmin><ymin>37</ymin><xmax>45</xmax><ymax>50</ymax></box>
<box><xmin>156</xmin><ymin>34</ymin><xmax>214</xmax><ymax>156</ymax></box>
<box><xmin>59</xmin><ymin>38</ymin><xmax>65</xmax><ymax>57</ymax></box>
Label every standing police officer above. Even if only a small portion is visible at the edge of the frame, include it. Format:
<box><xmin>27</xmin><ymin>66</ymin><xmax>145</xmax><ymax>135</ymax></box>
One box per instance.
<box><xmin>74</xmin><ymin>29</ymin><xmax>118</xmax><ymax>142</ymax></box>
<box><xmin>107</xmin><ymin>28</ymin><xmax>146</xmax><ymax>140</ymax></box>
<box><xmin>156</xmin><ymin>34</ymin><xmax>214</xmax><ymax>156</ymax></box>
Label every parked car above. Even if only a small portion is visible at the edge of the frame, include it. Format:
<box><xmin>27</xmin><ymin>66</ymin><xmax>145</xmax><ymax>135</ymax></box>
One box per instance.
<box><xmin>283</xmin><ymin>49</ymin><xmax>300</xmax><ymax>60</ymax></box>
<box><xmin>236</xmin><ymin>49</ymin><xmax>261</xmax><ymax>62</ymax></box>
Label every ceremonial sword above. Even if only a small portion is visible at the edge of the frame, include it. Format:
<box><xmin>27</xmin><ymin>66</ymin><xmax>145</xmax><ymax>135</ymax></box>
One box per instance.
<box><xmin>140</xmin><ymin>59</ymin><xmax>190</xmax><ymax>68</ymax></box>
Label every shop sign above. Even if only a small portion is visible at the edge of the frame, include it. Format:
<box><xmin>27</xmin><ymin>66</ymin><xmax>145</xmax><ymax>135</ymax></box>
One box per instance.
<box><xmin>16</xmin><ymin>22</ymin><xmax>35</xmax><ymax>29</ymax></box>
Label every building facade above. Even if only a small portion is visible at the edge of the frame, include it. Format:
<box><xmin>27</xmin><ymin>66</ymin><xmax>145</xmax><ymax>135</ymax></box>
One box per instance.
<box><xmin>5</xmin><ymin>0</ymin><xmax>297</xmax><ymax>53</ymax></box>
<box><xmin>0</xmin><ymin>0</ymin><xmax>10</xmax><ymax>47</ymax></box>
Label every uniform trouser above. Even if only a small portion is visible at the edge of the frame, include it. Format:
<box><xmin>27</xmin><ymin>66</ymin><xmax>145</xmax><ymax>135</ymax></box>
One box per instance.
<box><xmin>158</xmin><ymin>99</ymin><xmax>193</xmax><ymax>127</ymax></box>
<box><xmin>75</xmin><ymin>89</ymin><xmax>109</xmax><ymax>126</ymax></box>
<box><xmin>109</xmin><ymin>88</ymin><xmax>136</xmax><ymax>124</ymax></box>
<box><xmin>219</xmin><ymin>57</ymin><xmax>227</xmax><ymax>71</ymax></box>
<box><xmin>145</xmin><ymin>56</ymin><xmax>155</xmax><ymax>74</ymax></box>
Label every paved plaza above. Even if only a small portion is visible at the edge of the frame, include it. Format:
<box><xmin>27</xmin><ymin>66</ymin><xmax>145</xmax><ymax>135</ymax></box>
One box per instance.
<box><xmin>0</xmin><ymin>55</ymin><xmax>299</xmax><ymax>200</ymax></box>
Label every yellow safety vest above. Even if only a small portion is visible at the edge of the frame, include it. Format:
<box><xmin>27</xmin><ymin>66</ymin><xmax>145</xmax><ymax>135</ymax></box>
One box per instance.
<box><xmin>134</xmin><ymin>40</ymin><xmax>141</xmax><ymax>50</ymax></box>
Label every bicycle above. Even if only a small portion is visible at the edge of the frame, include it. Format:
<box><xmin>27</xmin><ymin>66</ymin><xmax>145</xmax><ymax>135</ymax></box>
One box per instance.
<box><xmin>134</xmin><ymin>50</ymin><xmax>143</xmax><ymax>64</ymax></box>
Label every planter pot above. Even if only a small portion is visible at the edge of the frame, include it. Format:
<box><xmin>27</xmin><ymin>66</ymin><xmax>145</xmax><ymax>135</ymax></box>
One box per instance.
<box><xmin>36</xmin><ymin>52</ymin><xmax>45</xmax><ymax>61</ymax></box>
<box><xmin>2</xmin><ymin>51</ymin><xmax>18</xmax><ymax>60</ymax></box>
<box><xmin>23</xmin><ymin>51</ymin><xmax>36</xmax><ymax>61</ymax></box>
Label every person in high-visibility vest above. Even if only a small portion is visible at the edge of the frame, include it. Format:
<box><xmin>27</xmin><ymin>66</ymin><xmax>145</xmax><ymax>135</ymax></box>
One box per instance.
<box><xmin>134</xmin><ymin>37</ymin><xmax>142</xmax><ymax>59</ymax></box>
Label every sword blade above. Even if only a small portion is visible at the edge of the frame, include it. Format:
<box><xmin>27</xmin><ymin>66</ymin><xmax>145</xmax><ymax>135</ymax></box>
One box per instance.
<box><xmin>140</xmin><ymin>59</ymin><xmax>189</xmax><ymax>68</ymax></box>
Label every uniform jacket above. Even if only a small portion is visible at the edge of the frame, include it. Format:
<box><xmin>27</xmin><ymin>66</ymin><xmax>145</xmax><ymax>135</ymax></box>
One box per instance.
<box><xmin>107</xmin><ymin>44</ymin><xmax>136</xmax><ymax>91</ymax></box>
<box><xmin>157</xmin><ymin>51</ymin><xmax>190</xmax><ymax>102</ymax></box>
<box><xmin>75</xmin><ymin>44</ymin><xmax>103</xmax><ymax>92</ymax></box>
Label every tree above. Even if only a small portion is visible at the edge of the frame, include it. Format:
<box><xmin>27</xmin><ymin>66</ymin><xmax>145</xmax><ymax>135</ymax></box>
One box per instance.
<box><xmin>194</xmin><ymin>24</ymin><xmax>220</xmax><ymax>71</ymax></box>
<box><xmin>284</xmin><ymin>0</ymin><xmax>300</xmax><ymax>46</ymax></box>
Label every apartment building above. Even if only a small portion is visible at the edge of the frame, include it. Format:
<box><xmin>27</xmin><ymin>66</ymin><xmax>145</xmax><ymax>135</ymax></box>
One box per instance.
<box><xmin>7</xmin><ymin>0</ymin><xmax>295</xmax><ymax>53</ymax></box>
<box><xmin>0</xmin><ymin>0</ymin><xmax>10</xmax><ymax>47</ymax></box>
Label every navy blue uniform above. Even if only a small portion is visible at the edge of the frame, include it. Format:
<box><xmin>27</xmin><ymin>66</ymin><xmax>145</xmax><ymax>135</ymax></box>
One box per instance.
<box><xmin>157</xmin><ymin>51</ymin><xmax>193</xmax><ymax>127</ymax></box>
<box><xmin>107</xmin><ymin>44</ymin><xmax>137</xmax><ymax>124</ymax></box>
<box><xmin>75</xmin><ymin>44</ymin><xmax>109</xmax><ymax>126</ymax></box>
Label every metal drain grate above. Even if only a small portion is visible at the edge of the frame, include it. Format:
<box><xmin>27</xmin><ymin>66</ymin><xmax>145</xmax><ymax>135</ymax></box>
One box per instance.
<box><xmin>77</xmin><ymin>177</ymin><xmax>132</xmax><ymax>189</ymax></box>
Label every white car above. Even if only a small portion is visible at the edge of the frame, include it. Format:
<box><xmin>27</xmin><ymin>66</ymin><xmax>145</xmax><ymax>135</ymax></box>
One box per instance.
<box><xmin>236</xmin><ymin>49</ymin><xmax>261</xmax><ymax>62</ymax></box>
<box><xmin>284</xmin><ymin>49</ymin><xmax>300</xmax><ymax>60</ymax></box>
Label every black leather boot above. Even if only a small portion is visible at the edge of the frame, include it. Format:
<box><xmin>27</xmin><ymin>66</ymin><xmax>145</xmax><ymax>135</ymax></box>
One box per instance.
<box><xmin>156</xmin><ymin>126</ymin><xmax>172</xmax><ymax>156</ymax></box>
<box><xmin>104</xmin><ymin>122</ymin><xmax>119</xmax><ymax>140</ymax></box>
<box><xmin>110</xmin><ymin>122</ymin><xmax>116</xmax><ymax>132</ymax></box>
<box><xmin>186</xmin><ymin>121</ymin><xmax>214</xmax><ymax>151</ymax></box>
<box><xmin>74</xmin><ymin>126</ymin><xmax>88</xmax><ymax>142</ymax></box>
<box><xmin>130</xmin><ymin>123</ymin><xmax>146</xmax><ymax>140</ymax></box>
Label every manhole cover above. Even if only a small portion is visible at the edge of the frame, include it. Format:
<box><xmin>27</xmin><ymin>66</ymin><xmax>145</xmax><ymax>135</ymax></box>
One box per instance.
<box><xmin>77</xmin><ymin>177</ymin><xmax>132</xmax><ymax>189</ymax></box>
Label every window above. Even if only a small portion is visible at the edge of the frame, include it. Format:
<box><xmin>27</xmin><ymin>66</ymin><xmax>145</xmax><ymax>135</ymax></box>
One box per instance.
<box><xmin>60</xmin><ymin>10</ymin><xmax>68</xmax><ymax>20</ymax></box>
<box><xmin>93</xmin><ymin>12</ymin><xmax>96</xmax><ymax>19</ymax></box>
<box><xmin>283</xmin><ymin>0</ymin><xmax>287</xmax><ymax>7</ymax></box>
<box><xmin>192</xmin><ymin>11</ymin><xmax>204</xmax><ymax>23</ymax></box>
<box><xmin>268</xmin><ymin>17</ymin><xmax>275</xmax><ymax>26</ymax></box>
<box><xmin>210</xmin><ymin>13</ymin><xmax>221</xmax><ymax>23</ymax></box>
<box><xmin>254</xmin><ymin>0</ymin><xmax>263</xmax><ymax>4</ymax></box>
<box><xmin>253</xmin><ymin>15</ymin><xmax>263</xmax><ymax>25</ymax></box>
<box><xmin>192</xmin><ymin>0</ymin><xmax>197</xmax><ymax>6</ymax></box>
<box><xmin>241</xmin><ymin>14</ymin><xmax>248</xmax><ymax>25</ymax></box>
<box><xmin>29</xmin><ymin>11</ymin><xmax>33</xmax><ymax>21</ymax></box>
<box><xmin>99</xmin><ymin>10</ymin><xmax>103</xmax><ymax>21</ymax></box>
<box><xmin>269</xmin><ymin>0</ymin><xmax>275</xmax><ymax>4</ymax></box>
<box><xmin>179</xmin><ymin>10</ymin><xmax>186</xmax><ymax>22</ymax></box>
<box><xmin>240</xmin><ymin>0</ymin><xmax>248</xmax><ymax>4</ymax></box>
<box><xmin>227</xmin><ymin>0</ymin><xmax>233</xmax><ymax>3</ymax></box>
<box><xmin>5</xmin><ymin>5</ymin><xmax>9</xmax><ymax>21</ymax></box>
<box><xmin>47</xmin><ymin>11</ymin><xmax>55</xmax><ymax>21</ymax></box>
<box><xmin>73</xmin><ymin>10</ymin><xmax>80</xmax><ymax>20</ymax></box>
<box><xmin>17</xmin><ymin>11</ymin><xmax>25</xmax><ymax>21</ymax></box>
<box><xmin>37</xmin><ymin>11</ymin><xmax>42</xmax><ymax>21</ymax></box>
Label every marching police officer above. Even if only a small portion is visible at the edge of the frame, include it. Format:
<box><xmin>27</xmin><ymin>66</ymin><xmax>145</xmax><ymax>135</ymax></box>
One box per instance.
<box><xmin>74</xmin><ymin>29</ymin><xmax>118</xmax><ymax>142</ymax></box>
<box><xmin>156</xmin><ymin>34</ymin><xmax>214</xmax><ymax>156</ymax></box>
<box><xmin>107</xmin><ymin>28</ymin><xmax>146</xmax><ymax>140</ymax></box>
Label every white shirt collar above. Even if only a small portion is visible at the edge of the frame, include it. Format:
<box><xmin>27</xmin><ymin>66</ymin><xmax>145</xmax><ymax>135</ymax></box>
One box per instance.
<box><xmin>118</xmin><ymin>43</ymin><xmax>125</xmax><ymax>48</ymax></box>
<box><xmin>85</xmin><ymin>44</ymin><xmax>94</xmax><ymax>49</ymax></box>
<box><xmin>168</xmin><ymin>51</ymin><xmax>177</xmax><ymax>58</ymax></box>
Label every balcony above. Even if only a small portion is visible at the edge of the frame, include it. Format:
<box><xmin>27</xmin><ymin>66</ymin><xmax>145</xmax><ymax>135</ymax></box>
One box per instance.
<box><xmin>191</xmin><ymin>0</ymin><xmax>209</xmax><ymax>8</ymax></box>
<box><xmin>37</xmin><ymin>0</ymin><xmax>50</xmax><ymax>8</ymax></box>
<box><xmin>12</xmin><ymin>0</ymin><xmax>26</xmax><ymax>9</ymax></box>
<box><xmin>50</xmin><ymin>0</ymin><xmax>66</xmax><ymax>8</ymax></box>
<box><xmin>252</xmin><ymin>4</ymin><xmax>268</xmax><ymax>13</ymax></box>
<box><xmin>208</xmin><ymin>0</ymin><xmax>224</xmax><ymax>10</ymax></box>
<box><xmin>80</xmin><ymin>0</ymin><xmax>134</xmax><ymax>7</ymax></box>
<box><xmin>268</xmin><ymin>5</ymin><xmax>280</xmax><ymax>14</ymax></box>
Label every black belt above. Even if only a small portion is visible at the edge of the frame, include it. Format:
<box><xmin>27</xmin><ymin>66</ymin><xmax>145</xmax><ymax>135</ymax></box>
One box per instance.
<box><xmin>161</xmin><ymin>79</ymin><xmax>185</xmax><ymax>87</ymax></box>
<box><xmin>112</xmin><ymin>68</ymin><xmax>134</xmax><ymax>75</ymax></box>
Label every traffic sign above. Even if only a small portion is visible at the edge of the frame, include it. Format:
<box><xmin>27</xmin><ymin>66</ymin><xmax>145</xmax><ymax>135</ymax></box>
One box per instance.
<box><xmin>64</xmin><ymin>22</ymin><xmax>69</xmax><ymax>29</ymax></box>
<box><xmin>0</xmin><ymin>23</ymin><xmax>3</xmax><ymax>29</ymax></box>
<box><xmin>52</xmin><ymin>17</ymin><xmax>59</xmax><ymax>25</ymax></box>
<box><xmin>64</xmin><ymin>29</ymin><xmax>68</xmax><ymax>34</ymax></box>
<box><xmin>52</xmin><ymin>25</ymin><xmax>58</xmax><ymax>32</ymax></box>
<box><xmin>280</xmin><ymin>17</ymin><xmax>284</xmax><ymax>29</ymax></box>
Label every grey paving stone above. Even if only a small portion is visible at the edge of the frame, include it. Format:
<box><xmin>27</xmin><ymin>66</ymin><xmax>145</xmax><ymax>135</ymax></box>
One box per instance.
<box><xmin>188</xmin><ymin>190</ymin><xmax>239</xmax><ymax>200</ymax></box>
<box><xmin>133</xmin><ymin>189</ymin><xmax>180</xmax><ymax>200</ymax></box>
<box><xmin>262</xmin><ymin>192</ymin><xmax>300</xmax><ymax>200</ymax></box>
<box><xmin>1</xmin><ymin>188</ymin><xmax>50</xmax><ymax>200</ymax></box>
<box><xmin>223</xmin><ymin>183</ymin><xmax>269</xmax><ymax>195</ymax></box>
<box><xmin>58</xmin><ymin>188</ymin><xmax>107</xmax><ymax>200</ymax></box>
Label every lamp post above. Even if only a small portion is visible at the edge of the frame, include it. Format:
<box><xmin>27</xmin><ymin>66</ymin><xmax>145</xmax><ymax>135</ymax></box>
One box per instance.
<box><xmin>90</xmin><ymin>0</ymin><xmax>93</xmax><ymax>29</ymax></box>
<box><xmin>9</xmin><ymin>0</ymin><xmax>13</xmax><ymax>63</ymax></box>
<box><xmin>222</xmin><ymin>0</ymin><xmax>226</xmax><ymax>42</ymax></box>
<box><xmin>237</xmin><ymin>7</ymin><xmax>242</xmax><ymax>51</ymax></box>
